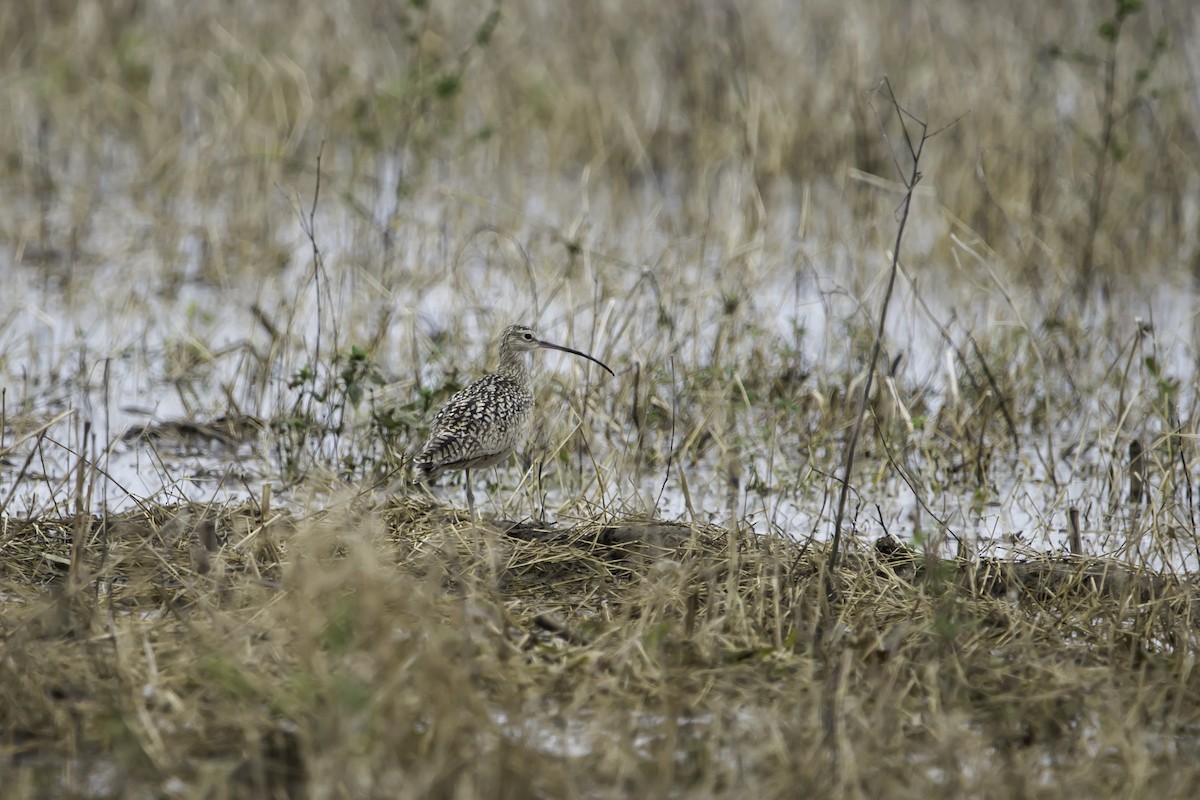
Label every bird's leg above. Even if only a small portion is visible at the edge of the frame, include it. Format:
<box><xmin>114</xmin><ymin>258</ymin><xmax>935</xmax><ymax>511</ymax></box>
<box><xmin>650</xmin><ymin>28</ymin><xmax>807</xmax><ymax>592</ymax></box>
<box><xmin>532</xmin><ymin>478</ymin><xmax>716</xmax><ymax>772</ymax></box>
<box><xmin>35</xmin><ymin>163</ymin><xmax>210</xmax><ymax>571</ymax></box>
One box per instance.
<box><xmin>465</xmin><ymin>469</ymin><xmax>475</xmax><ymax>517</ymax></box>
<box><xmin>493</xmin><ymin>467</ymin><xmax>506</xmax><ymax>517</ymax></box>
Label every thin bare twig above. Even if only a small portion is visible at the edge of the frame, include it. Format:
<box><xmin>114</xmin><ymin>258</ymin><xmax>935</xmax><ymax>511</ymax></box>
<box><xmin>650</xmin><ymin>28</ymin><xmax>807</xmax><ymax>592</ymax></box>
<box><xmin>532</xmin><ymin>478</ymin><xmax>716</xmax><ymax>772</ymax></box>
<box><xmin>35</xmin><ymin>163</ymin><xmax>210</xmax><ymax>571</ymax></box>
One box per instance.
<box><xmin>827</xmin><ymin>80</ymin><xmax>956</xmax><ymax>584</ymax></box>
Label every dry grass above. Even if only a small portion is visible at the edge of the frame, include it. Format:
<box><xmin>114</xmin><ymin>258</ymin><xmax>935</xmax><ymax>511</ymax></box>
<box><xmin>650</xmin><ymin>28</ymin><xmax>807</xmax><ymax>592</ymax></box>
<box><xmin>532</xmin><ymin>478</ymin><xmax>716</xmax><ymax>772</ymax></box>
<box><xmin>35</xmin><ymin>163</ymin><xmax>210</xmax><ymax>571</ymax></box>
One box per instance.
<box><xmin>3</xmin><ymin>0</ymin><xmax>1200</xmax><ymax>797</ymax></box>
<box><xmin>2</xmin><ymin>0</ymin><xmax>1197</xmax><ymax>287</ymax></box>
<box><xmin>2</xmin><ymin>499</ymin><xmax>1199</xmax><ymax>798</ymax></box>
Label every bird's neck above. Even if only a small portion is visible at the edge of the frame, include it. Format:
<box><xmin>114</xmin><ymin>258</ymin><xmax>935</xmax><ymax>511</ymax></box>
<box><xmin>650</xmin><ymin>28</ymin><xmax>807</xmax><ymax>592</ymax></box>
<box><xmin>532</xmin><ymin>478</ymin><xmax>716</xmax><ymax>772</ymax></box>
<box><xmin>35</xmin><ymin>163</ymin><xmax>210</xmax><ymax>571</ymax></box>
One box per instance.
<box><xmin>496</xmin><ymin>350</ymin><xmax>531</xmax><ymax>384</ymax></box>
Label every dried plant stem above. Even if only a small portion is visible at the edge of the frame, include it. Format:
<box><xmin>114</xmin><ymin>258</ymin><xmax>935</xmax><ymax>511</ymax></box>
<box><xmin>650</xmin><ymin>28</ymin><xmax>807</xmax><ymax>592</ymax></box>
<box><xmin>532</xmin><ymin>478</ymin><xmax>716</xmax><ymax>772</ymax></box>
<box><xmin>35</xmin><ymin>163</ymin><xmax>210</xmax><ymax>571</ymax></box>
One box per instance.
<box><xmin>828</xmin><ymin>81</ymin><xmax>945</xmax><ymax>580</ymax></box>
<box><xmin>69</xmin><ymin>420</ymin><xmax>91</xmax><ymax>592</ymax></box>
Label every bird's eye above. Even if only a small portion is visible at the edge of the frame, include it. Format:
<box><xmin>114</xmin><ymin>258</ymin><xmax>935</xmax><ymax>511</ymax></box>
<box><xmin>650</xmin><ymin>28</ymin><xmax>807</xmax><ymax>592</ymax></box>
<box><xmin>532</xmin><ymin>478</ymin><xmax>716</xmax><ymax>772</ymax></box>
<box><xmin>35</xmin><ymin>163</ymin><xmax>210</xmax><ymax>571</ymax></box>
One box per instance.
<box><xmin>524</xmin><ymin>333</ymin><xmax>533</xmax><ymax>340</ymax></box>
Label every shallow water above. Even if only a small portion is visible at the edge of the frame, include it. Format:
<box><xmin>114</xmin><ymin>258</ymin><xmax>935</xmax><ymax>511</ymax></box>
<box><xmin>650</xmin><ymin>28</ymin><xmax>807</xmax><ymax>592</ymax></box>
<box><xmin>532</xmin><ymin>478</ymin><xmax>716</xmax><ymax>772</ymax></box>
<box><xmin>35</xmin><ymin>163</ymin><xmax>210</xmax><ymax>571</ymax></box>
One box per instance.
<box><xmin>4</xmin><ymin>175</ymin><xmax>1200</xmax><ymax>572</ymax></box>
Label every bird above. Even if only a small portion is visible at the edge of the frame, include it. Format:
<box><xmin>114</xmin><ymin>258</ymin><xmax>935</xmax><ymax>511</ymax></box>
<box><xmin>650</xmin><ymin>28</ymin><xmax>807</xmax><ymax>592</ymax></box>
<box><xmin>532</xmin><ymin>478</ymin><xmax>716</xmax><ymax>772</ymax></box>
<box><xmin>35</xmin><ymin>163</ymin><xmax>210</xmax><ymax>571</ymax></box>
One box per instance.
<box><xmin>412</xmin><ymin>324</ymin><xmax>614</xmax><ymax>515</ymax></box>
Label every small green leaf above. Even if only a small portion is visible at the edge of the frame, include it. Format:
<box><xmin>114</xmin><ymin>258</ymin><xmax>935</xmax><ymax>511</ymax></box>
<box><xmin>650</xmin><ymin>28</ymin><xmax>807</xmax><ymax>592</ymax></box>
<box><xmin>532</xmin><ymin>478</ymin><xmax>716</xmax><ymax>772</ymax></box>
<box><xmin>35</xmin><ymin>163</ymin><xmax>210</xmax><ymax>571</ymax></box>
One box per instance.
<box><xmin>475</xmin><ymin>9</ymin><xmax>501</xmax><ymax>46</ymax></box>
<box><xmin>433</xmin><ymin>73</ymin><xmax>461</xmax><ymax>100</ymax></box>
<box><xmin>643</xmin><ymin>621</ymin><xmax>671</xmax><ymax>650</ymax></box>
<box><xmin>1116</xmin><ymin>0</ymin><xmax>1142</xmax><ymax>17</ymax></box>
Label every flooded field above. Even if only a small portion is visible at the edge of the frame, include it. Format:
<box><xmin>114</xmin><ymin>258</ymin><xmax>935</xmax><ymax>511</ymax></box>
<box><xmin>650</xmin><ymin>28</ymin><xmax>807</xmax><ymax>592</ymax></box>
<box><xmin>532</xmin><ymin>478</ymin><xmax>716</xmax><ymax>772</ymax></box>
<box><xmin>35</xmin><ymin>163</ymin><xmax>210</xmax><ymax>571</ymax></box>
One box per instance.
<box><xmin>6</xmin><ymin>179</ymin><xmax>1200</xmax><ymax>566</ymax></box>
<box><xmin>4</xmin><ymin>1</ymin><xmax>1200</xmax><ymax>797</ymax></box>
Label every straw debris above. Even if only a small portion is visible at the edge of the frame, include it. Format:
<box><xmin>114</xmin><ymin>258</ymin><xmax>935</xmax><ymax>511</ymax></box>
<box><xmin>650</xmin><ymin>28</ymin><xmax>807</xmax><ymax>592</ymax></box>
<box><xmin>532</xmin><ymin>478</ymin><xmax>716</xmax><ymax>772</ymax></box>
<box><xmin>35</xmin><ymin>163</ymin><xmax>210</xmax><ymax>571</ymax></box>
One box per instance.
<box><xmin>3</xmin><ymin>499</ymin><xmax>1198</xmax><ymax>797</ymax></box>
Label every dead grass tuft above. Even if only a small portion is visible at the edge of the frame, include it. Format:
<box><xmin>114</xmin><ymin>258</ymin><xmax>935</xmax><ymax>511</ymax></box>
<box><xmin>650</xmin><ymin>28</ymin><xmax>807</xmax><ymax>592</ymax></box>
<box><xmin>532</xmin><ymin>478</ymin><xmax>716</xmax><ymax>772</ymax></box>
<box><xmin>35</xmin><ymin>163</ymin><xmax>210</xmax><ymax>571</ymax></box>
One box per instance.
<box><xmin>1</xmin><ymin>499</ymin><xmax>1198</xmax><ymax>797</ymax></box>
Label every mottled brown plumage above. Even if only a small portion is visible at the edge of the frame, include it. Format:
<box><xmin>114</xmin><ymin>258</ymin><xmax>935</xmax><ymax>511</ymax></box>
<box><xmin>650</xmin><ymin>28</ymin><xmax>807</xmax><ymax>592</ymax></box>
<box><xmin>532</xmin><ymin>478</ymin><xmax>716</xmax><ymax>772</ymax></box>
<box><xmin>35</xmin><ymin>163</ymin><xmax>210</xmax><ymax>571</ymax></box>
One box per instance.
<box><xmin>413</xmin><ymin>324</ymin><xmax>614</xmax><ymax>513</ymax></box>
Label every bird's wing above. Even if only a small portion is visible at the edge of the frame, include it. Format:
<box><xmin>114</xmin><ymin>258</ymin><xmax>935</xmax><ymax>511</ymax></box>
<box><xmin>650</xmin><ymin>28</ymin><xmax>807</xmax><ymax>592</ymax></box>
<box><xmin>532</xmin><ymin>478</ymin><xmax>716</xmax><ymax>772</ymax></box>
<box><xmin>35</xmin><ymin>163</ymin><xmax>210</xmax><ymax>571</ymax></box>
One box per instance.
<box><xmin>412</xmin><ymin>375</ymin><xmax>525</xmax><ymax>480</ymax></box>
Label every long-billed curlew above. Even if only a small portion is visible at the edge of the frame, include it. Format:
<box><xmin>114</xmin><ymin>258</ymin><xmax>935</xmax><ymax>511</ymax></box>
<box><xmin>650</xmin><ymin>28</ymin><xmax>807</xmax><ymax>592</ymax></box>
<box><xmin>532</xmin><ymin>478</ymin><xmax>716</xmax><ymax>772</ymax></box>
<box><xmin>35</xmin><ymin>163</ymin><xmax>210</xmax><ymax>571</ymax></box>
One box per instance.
<box><xmin>412</xmin><ymin>324</ymin><xmax>614</xmax><ymax>514</ymax></box>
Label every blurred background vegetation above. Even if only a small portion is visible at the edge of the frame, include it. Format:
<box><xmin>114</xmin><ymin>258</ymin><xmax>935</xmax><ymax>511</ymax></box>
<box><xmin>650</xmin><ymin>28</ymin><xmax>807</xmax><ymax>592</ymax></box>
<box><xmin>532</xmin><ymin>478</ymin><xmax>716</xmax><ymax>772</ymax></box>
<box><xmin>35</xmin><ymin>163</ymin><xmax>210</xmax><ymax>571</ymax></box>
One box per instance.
<box><xmin>2</xmin><ymin>0</ymin><xmax>1197</xmax><ymax>290</ymax></box>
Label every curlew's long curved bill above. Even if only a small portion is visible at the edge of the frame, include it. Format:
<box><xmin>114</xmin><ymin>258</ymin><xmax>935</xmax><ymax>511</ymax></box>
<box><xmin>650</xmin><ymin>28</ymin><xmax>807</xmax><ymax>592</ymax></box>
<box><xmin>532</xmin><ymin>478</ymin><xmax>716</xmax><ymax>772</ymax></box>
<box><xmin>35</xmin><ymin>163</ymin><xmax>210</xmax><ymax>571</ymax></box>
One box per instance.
<box><xmin>537</xmin><ymin>339</ymin><xmax>615</xmax><ymax>377</ymax></box>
